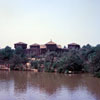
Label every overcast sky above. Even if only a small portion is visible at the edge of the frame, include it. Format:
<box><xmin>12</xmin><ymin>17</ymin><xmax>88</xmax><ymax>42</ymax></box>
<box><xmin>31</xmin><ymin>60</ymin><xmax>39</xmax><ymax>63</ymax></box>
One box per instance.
<box><xmin>0</xmin><ymin>0</ymin><xmax>100</xmax><ymax>48</ymax></box>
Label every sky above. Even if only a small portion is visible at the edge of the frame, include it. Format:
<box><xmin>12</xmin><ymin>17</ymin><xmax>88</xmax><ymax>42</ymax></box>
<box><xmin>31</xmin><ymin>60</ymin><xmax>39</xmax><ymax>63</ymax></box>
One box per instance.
<box><xmin>0</xmin><ymin>0</ymin><xmax>100</xmax><ymax>48</ymax></box>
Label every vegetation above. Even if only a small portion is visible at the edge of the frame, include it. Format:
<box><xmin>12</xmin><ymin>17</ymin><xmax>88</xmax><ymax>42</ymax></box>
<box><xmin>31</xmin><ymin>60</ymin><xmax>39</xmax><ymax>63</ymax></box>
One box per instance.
<box><xmin>0</xmin><ymin>44</ymin><xmax>100</xmax><ymax>78</ymax></box>
<box><xmin>0</xmin><ymin>46</ymin><xmax>28</xmax><ymax>70</ymax></box>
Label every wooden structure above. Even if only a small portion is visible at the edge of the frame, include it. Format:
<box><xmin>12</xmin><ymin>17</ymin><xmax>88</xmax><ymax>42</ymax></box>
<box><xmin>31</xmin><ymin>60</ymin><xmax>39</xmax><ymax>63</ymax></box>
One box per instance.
<box><xmin>68</xmin><ymin>43</ymin><xmax>80</xmax><ymax>50</ymax></box>
<box><xmin>14</xmin><ymin>41</ymin><xmax>81</xmax><ymax>56</ymax></box>
<box><xmin>27</xmin><ymin>43</ymin><xmax>40</xmax><ymax>57</ymax></box>
<box><xmin>46</xmin><ymin>41</ymin><xmax>58</xmax><ymax>52</ymax></box>
<box><xmin>14</xmin><ymin>42</ymin><xmax>27</xmax><ymax>49</ymax></box>
<box><xmin>40</xmin><ymin>45</ymin><xmax>47</xmax><ymax>54</ymax></box>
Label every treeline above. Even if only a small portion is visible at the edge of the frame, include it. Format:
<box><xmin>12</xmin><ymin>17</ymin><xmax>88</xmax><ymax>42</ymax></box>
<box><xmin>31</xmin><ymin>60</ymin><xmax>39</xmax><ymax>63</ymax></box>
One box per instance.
<box><xmin>0</xmin><ymin>44</ymin><xmax>100</xmax><ymax>78</ymax></box>
<box><xmin>0</xmin><ymin>46</ymin><xmax>28</xmax><ymax>70</ymax></box>
<box><xmin>30</xmin><ymin>44</ymin><xmax>100</xmax><ymax>78</ymax></box>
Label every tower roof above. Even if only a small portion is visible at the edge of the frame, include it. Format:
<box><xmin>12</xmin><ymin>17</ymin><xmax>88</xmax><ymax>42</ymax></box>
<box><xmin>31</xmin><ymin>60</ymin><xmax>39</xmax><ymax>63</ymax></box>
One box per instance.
<box><xmin>68</xmin><ymin>43</ymin><xmax>80</xmax><ymax>46</ymax></box>
<box><xmin>57</xmin><ymin>45</ymin><xmax>62</xmax><ymax>48</ymax></box>
<box><xmin>15</xmin><ymin>42</ymin><xmax>27</xmax><ymax>45</ymax></box>
<box><xmin>30</xmin><ymin>43</ymin><xmax>40</xmax><ymax>46</ymax></box>
<box><xmin>46</xmin><ymin>40</ymin><xmax>56</xmax><ymax>45</ymax></box>
<box><xmin>40</xmin><ymin>45</ymin><xmax>46</xmax><ymax>49</ymax></box>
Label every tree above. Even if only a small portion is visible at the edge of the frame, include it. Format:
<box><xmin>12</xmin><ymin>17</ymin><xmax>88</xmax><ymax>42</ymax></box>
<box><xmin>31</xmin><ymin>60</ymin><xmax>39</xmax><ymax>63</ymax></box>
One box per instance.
<box><xmin>10</xmin><ymin>46</ymin><xmax>28</xmax><ymax>70</ymax></box>
<box><xmin>89</xmin><ymin>45</ymin><xmax>100</xmax><ymax>73</ymax></box>
<box><xmin>0</xmin><ymin>46</ymin><xmax>13</xmax><ymax>61</ymax></box>
<box><xmin>14</xmin><ymin>46</ymin><xmax>25</xmax><ymax>57</ymax></box>
<box><xmin>44</xmin><ymin>51</ymin><xmax>57</xmax><ymax>72</ymax></box>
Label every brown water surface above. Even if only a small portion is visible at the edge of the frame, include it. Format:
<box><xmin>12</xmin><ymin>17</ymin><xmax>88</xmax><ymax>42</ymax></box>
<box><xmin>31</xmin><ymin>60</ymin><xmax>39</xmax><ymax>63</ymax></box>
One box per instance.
<box><xmin>0</xmin><ymin>71</ymin><xmax>100</xmax><ymax>100</ymax></box>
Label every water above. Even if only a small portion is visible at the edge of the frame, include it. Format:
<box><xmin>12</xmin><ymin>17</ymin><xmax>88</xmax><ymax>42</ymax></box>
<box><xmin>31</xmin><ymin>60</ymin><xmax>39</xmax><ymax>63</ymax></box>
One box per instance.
<box><xmin>0</xmin><ymin>71</ymin><xmax>100</xmax><ymax>100</ymax></box>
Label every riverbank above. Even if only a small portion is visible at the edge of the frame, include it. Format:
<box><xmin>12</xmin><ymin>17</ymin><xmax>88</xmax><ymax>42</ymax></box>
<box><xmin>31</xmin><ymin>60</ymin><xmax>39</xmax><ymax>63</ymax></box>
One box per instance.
<box><xmin>0</xmin><ymin>65</ymin><xmax>100</xmax><ymax>78</ymax></box>
<box><xmin>0</xmin><ymin>44</ymin><xmax>100</xmax><ymax>78</ymax></box>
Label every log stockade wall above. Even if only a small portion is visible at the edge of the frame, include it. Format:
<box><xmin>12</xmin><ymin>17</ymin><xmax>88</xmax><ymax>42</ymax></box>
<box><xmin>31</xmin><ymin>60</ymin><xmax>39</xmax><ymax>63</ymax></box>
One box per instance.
<box><xmin>14</xmin><ymin>41</ymin><xmax>80</xmax><ymax>57</ymax></box>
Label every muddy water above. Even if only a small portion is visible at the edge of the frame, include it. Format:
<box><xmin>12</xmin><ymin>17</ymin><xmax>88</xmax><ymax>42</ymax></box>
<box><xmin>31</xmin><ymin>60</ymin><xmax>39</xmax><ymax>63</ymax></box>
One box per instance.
<box><xmin>0</xmin><ymin>71</ymin><xmax>100</xmax><ymax>100</ymax></box>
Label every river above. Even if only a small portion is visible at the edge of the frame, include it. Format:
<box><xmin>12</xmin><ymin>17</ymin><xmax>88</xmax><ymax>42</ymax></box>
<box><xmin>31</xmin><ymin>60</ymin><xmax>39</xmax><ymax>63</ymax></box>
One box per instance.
<box><xmin>0</xmin><ymin>71</ymin><xmax>100</xmax><ymax>100</ymax></box>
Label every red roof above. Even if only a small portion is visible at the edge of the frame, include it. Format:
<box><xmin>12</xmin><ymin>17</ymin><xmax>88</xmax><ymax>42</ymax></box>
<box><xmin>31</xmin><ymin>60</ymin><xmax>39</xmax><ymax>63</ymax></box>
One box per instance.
<box><xmin>30</xmin><ymin>43</ymin><xmax>40</xmax><ymax>46</ymax></box>
<box><xmin>68</xmin><ymin>43</ymin><xmax>79</xmax><ymax>46</ymax></box>
<box><xmin>57</xmin><ymin>45</ymin><xmax>62</xmax><ymax>48</ymax></box>
<box><xmin>15</xmin><ymin>42</ymin><xmax>27</xmax><ymax>45</ymax></box>
<box><xmin>46</xmin><ymin>40</ymin><xmax>56</xmax><ymax>45</ymax></box>
<box><xmin>40</xmin><ymin>45</ymin><xmax>46</xmax><ymax>49</ymax></box>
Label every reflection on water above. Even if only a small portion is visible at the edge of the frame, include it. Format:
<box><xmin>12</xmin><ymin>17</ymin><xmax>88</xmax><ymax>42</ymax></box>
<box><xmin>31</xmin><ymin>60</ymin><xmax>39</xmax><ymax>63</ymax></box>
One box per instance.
<box><xmin>0</xmin><ymin>71</ymin><xmax>100</xmax><ymax>100</ymax></box>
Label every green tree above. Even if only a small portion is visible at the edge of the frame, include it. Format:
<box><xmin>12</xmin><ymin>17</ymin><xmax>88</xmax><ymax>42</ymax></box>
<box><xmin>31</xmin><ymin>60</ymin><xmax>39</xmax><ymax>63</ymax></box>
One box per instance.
<box><xmin>89</xmin><ymin>45</ymin><xmax>100</xmax><ymax>73</ymax></box>
<box><xmin>0</xmin><ymin>46</ymin><xmax>13</xmax><ymax>61</ymax></box>
<box><xmin>14</xmin><ymin>46</ymin><xmax>25</xmax><ymax>57</ymax></box>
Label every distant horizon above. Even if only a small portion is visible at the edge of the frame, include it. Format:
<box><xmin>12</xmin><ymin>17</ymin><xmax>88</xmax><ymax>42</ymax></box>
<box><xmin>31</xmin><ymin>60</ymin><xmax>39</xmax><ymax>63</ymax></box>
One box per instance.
<box><xmin>0</xmin><ymin>0</ymin><xmax>100</xmax><ymax>48</ymax></box>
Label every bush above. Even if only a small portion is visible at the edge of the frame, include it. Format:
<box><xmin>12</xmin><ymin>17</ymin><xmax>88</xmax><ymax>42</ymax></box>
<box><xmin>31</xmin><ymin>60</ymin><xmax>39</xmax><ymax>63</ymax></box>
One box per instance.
<box><xmin>94</xmin><ymin>71</ymin><xmax>100</xmax><ymax>78</ymax></box>
<box><xmin>31</xmin><ymin>60</ymin><xmax>39</xmax><ymax>69</ymax></box>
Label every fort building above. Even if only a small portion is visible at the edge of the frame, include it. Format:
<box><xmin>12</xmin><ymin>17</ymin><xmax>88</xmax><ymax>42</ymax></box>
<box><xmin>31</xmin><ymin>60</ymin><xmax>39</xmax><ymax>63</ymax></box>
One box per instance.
<box><xmin>68</xmin><ymin>43</ymin><xmax>80</xmax><ymax>50</ymax></box>
<box><xmin>14</xmin><ymin>41</ymin><xmax>80</xmax><ymax>57</ymax></box>
<box><xmin>14</xmin><ymin>42</ymin><xmax>27</xmax><ymax>49</ymax></box>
